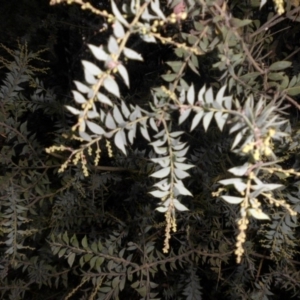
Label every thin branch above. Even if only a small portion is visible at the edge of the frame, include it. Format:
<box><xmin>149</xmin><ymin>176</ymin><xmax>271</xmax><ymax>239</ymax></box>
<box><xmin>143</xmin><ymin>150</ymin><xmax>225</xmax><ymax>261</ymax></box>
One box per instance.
<box><xmin>285</xmin><ymin>94</ymin><xmax>300</xmax><ymax>111</ymax></box>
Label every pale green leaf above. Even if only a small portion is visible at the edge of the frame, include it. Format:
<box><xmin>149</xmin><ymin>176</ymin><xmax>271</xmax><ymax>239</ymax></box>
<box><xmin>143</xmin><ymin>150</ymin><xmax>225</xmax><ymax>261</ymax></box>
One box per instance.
<box><xmin>58</xmin><ymin>248</ymin><xmax>67</xmax><ymax>258</ymax></box>
<box><xmin>63</xmin><ymin>232</ymin><xmax>69</xmax><ymax>244</ymax></box>
<box><xmin>154</xmin><ymin>179</ymin><xmax>170</xmax><ymax>190</ymax></box>
<box><xmin>174</xmin><ymin>168</ymin><xmax>190</xmax><ymax>179</ymax></box>
<box><xmin>152</xmin><ymin>146</ymin><xmax>167</xmax><ymax>154</ymax></box>
<box><xmin>161</xmin><ymin>73</ymin><xmax>177</xmax><ymax>82</ymax></box>
<box><xmin>190</xmin><ymin>110</ymin><xmax>204</xmax><ymax>131</ymax></box>
<box><xmin>174</xmin><ymin>146</ymin><xmax>189</xmax><ymax>157</ymax></box>
<box><xmin>153</xmin><ymin>130</ymin><xmax>166</xmax><ymax>139</ymax></box>
<box><xmin>149</xmin><ymin>190</ymin><xmax>169</xmax><ymax>198</ymax></box>
<box><xmin>222</xmin><ymin>195</ymin><xmax>244</xmax><ymax>204</ymax></box>
<box><xmin>140</xmin><ymin>33</ymin><xmax>156</xmax><ymax>43</ymax></box>
<box><xmin>216</xmin><ymin>85</ymin><xmax>226</xmax><ymax>105</ymax></box>
<box><xmin>228</xmin><ymin>162</ymin><xmax>249</xmax><ymax>176</ymax></box>
<box><xmin>174</xmin><ymin>162</ymin><xmax>194</xmax><ymax>171</ymax></box>
<box><xmin>149</xmin><ymin>117</ymin><xmax>159</xmax><ymax>132</ymax></box>
<box><xmin>128</xmin><ymin>124</ymin><xmax>136</xmax><ymax>144</ymax></box>
<box><xmin>203</xmin><ymin>111</ymin><xmax>214</xmax><ymax>131</ymax></box>
<box><xmin>289</xmin><ymin>75</ymin><xmax>297</xmax><ymax>87</ymax></box>
<box><xmin>173</xmin><ymin>142</ymin><xmax>187</xmax><ymax>150</ymax></box>
<box><xmin>150</xmin><ymin>0</ymin><xmax>166</xmax><ymax>19</ymax></box>
<box><xmin>286</xmin><ymin>85</ymin><xmax>300</xmax><ymax>96</ymax></box>
<box><xmin>119</xmin><ymin>276</ymin><xmax>126</xmax><ymax>291</ymax></box>
<box><xmin>230</xmin><ymin>122</ymin><xmax>245</xmax><ymax>134</ymax></box>
<box><xmin>188</xmin><ymin>59</ymin><xmax>200</xmax><ymax>75</ymax></box>
<box><xmin>198</xmin><ymin>85</ymin><xmax>206</xmax><ymax>102</ymax></box>
<box><xmin>170</xmin><ymin>131</ymin><xmax>184</xmax><ymax>138</ymax></box>
<box><xmin>151</xmin><ymin>157</ymin><xmax>170</xmax><ymax>167</ymax></box>
<box><xmin>205</xmin><ymin>87</ymin><xmax>214</xmax><ymax>103</ymax></box>
<box><xmin>187</xmin><ymin>84</ymin><xmax>195</xmax><ymax>105</ymax></box>
<box><xmin>130</xmin><ymin>105</ymin><xmax>142</xmax><ymax>121</ymax></box>
<box><xmin>89</xmin><ymin>256</ymin><xmax>97</xmax><ymax>269</ymax></box>
<box><xmin>121</xmin><ymin>101</ymin><xmax>130</xmax><ymax>118</ymax></box>
<box><xmin>179</xmin><ymin>108</ymin><xmax>191</xmax><ymax>125</ymax></box>
<box><xmin>114</xmin><ymin>130</ymin><xmax>126</xmax><ymax>154</ymax></box>
<box><xmin>268</xmin><ymin>72</ymin><xmax>284</xmax><ymax>81</ymax></box>
<box><xmin>79</xmin><ymin>131</ymin><xmax>92</xmax><ymax>142</ymax></box>
<box><xmin>248</xmin><ymin>208</ymin><xmax>270</xmax><ymax>220</ymax></box>
<box><xmin>123</xmin><ymin>47</ymin><xmax>143</xmax><ymax>60</ymax></box>
<box><xmin>223</xmin><ymin>96</ymin><xmax>232</xmax><ymax>110</ymax></box>
<box><xmin>113</xmin><ymin>20</ymin><xmax>125</xmax><ymax>38</ymax></box>
<box><xmin>103</xmin><ymin>76</ymin><xmax>120</xmax><ymax>97</ymax></box>
<box><xmin>88</xmin><ymin>44</ymin><xmax>109</xmax><ymax>61</ymax></box>
<box><xmin>87</xmin><ymin>111</ymin><xmax>99</xmax><ymax>119</ymax></box>
<box><xmin>65</xmin><ymin>105</ymin><xmax>80</xmax><ymax>115</ymax></box>
<box><xmin>86</xmin><ymin>121</ymin><xmax>105</xmax><ymax>135</ymax></box>
<box><xmin>105</xmin><ymin>112</ymin><xmax>117</xmax><ymax>129</ymax></box>
<box><xmin>130</xmin><ymin>0</ymin><xmax>137</xmax><ymax>14</ymax></box>
<box><xmin>173</xmin><ymin>199</ymin><xmax>189</xmax><ymax>211</ymax></box>
<box><xmin>174</xmin><ymin>182</ymin><xmax>193</xmax><ymax>196</ymax></box>
<box><xmin>68</xmin><ymin>252</ymin><xmax>76</xmax><ymax>267</ymax></box>
<box><xmin>151</xmin><ymin>167</ymin><xmax>171</xmax><ymax>178</ymax></box>
<box><xmin>112</xmin><ymin>277</ymin><xmax>120</xmax><ymax>289</ymax></box>
<box><xmin>280</xmin><ymin>75</ymin><xmax>289</xmax><ymax>89</ymax></box>
<box><xmin>97</xmin><ymin>93</ymin><xmax>113</xmax><ymax>106</ymax></box>
<box><xmin>82</xmin><ymin>60</ymin><xmax>102</xmax><ymax>76</ymax></box>
<box><xmin>269</xmin><ymin>61</ymin><xmax>291</xmax><ymax>71</ymax></box>
<box><xmin>81</xmin><ymin>236</ymin><xmax>88</xmax><ymax>249</ymax></box>
<box><xmin>111</xmin><ymin>0</ymin><xmax>129</xmax><ymax>26</ymax></box>
<box><xmin>100</xmin><ymin>287</ymin><xmax>112</xmax><ymax>293</ymax></box>
<box><xmin>231</xmin><ymin>18</ymin><xmax>252</xmax><ymax>28</ymax></box>
<box><xmin>140</xmin><ymin>125</ymin><xmax>151</xmax><ymax>141</ymax></box>
<box><xmin>219</xmin><ymin>178</ymin><xmax>247</xmax><ymax>192</ymax></box>
<box><xmin>72</xmin><ymin>91</ymin><xmax>86</xmax><ymax>104</ymax></box>
<box><xmin>149</xmin><ymin>136</ymin><xmax>167</xmax><ymax>147</ymax></box>
<box><xmin>166</xmin><ymin>61</ymin><xmax>183</xmax><ymax>73</ymax></box>
<box><xmin>117</xmin><ymin>64</ymin><xmax>130</xmax><ymax>87</ymax></box>
<box><xmin>84</xmin><ymin>69</ymin><xmax>97</xmax><ymax>84</ymax></box>
<box><xmin>251</xmin><ymin>183</ymin><xmax>282</xmax><ymax>191</ymax></box>
<box><xmin>156</xmin><ymin>206</ymin><xmax>168</xmax><ymax>212</ymax></box>
<box><xmin>130</xmin><ymin>281</ymin><xmax>140</xmax><ymax>289</ymax></box>
<box><xmin>214</xmin><ymin>111</ymin><xmax>226</xmax><ymax>131</ymax></box>
<box><xmin>141</xmin><ymin>7</ymin><xmax>157</xmax><ymax>21</ymax></box>
<box><xmin>113</xmin><ymin>106</ymin><xmax>125</xmax><ymax>124</ymax></box>
<box><xmin>74</xmin><ymin>81</ymin><xmax>90</xmax><ymax>93</ymax></box>
<box><xmin>231</xmin><ymin>131</ymin><xmax>243</xmax><ymax>150</ymax></box>
<box><xmin>108</xmin><ymin>36</ymin><xmax>119</xmax><ymax>54</ymax></box>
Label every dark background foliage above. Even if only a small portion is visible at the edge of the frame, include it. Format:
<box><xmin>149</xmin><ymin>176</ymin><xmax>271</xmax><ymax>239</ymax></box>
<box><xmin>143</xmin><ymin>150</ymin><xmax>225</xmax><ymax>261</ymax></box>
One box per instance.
<box><xmin>1</xmin><ymin>0</ymin><xmax>300</xmax><ymax>299</ymax></box>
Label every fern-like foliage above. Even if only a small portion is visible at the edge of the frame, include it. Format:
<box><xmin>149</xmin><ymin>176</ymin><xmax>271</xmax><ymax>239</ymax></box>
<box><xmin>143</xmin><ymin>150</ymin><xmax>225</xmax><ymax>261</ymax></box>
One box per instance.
<box><xmin>3</xmin><ymin>0</ymin><xmax>300</xmax><ymax>299</ymax></box>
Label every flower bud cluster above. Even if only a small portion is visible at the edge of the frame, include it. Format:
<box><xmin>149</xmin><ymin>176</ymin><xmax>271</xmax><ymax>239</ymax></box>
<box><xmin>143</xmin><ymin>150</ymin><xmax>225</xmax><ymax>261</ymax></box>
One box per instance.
<box><xmin>81</xmin><ymin>153</ymin><xmax>89</xmax><ymax>177</ymax></box>
<box><xmin>235</xmin><ymin>214</ymin><xmax>249</xmax><ymax>263</ymax></box>
<box><xmin>45</xmin><ymin>145</ymin><xmax>66</xmax><ymax>153</ymax></box>
<box><xmin>163</xmin><ymin>210</ymin><xmax>172</xmax><ymax>253</ymax></box>
<box><xmin>106</xmin><ymin>139</ymin><xmax>113</xmax><ymax>158</ymax></box>
<box><xmin>94</xmin><ymin>147</ymin><xmax>101</xmax><ymax>166</ymax></box>
<box><xmin>273</xmin><ymin>0</ymin><xmax>284</xmax><ymax>14</ymax></box>
<box><xmin>242</xmin><ymin>128</ymin><xmax>276</xmax><ymax>161</ymax></box>
<box><xmin>264</xmin><ymin>193</ymin><xmax>297</xmax><ymax>216</ymax></box>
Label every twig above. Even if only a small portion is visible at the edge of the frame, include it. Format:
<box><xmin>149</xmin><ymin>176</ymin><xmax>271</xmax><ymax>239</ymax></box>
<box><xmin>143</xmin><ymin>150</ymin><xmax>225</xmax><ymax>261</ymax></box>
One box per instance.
<box><xmin>285</xmin><ymin>94</ymin><xmax>300</xmax><ymax>111</ymax></box>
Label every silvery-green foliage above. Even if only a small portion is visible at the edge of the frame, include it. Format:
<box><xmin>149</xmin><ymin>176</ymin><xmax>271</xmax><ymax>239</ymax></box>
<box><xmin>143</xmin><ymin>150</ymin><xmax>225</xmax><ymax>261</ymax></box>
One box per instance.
<box><xmin>4</xmin><ymin>0</ymin><xmax>300</xmax><ymax>299</ymax></box>
<box><xmin>59</xmin><ymin>0</ymin><xmax>300</xmax><ymax>262</ymax></box>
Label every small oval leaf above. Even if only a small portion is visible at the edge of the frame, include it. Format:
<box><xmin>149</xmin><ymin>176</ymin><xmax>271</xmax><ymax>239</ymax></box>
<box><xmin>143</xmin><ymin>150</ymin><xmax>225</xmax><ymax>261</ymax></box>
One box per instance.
<box><xmin>151</xmin><ymin>167</ymin><xmax>170</xmax><ymax>178</ymax></box>
<box><xmin>103</xmin><ymin>76</ymin><xmax>120</xmax><ymax>98</ymax></box>
<box><xmin>123</xmin><ymin>47</ymin><xmax>143</xmax><ymax>61</ymax></box>
<box><xmin>269</xmin><ymin>61</ymin><xmax>291</xmax><ymax>71</ymax></box>
<box><xmin>222</xmin><ymin>195</ymin><xmax>244</xmax><ymax>204</ymax></box>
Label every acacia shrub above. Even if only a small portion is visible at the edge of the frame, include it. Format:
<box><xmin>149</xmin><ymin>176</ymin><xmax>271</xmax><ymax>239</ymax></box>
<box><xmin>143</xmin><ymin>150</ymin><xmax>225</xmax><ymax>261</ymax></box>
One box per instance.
<box><xmin>2</xmin><ymin>0</ymin><xmax>300</xmax><ymax>299</ymax></box>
